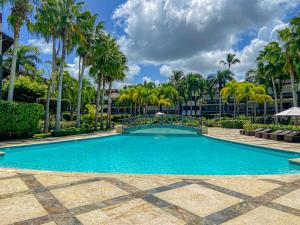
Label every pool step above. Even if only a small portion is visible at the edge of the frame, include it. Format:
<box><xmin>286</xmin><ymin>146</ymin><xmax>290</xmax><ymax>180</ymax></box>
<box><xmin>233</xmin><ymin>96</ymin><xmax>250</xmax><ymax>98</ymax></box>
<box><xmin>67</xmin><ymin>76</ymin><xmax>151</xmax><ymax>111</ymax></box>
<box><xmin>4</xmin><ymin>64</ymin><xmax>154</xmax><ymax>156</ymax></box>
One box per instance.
<box><xmin>0</xmin><ymin>151</ymin><xmax>5</xmax><ymax>156</ymax></box>
<box><xmin>289</xmin><ymin>158</ymin><xmax>300</xmax><ymax>165</ymax></box>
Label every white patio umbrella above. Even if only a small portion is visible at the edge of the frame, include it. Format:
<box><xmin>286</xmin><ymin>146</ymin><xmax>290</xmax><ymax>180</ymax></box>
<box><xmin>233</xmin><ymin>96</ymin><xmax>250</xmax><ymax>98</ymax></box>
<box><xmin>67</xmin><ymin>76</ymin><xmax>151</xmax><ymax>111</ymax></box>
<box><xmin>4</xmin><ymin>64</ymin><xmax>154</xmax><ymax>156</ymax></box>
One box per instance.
<box><xmin>155</xmin><ymin>112</ymin><xmax>166</xmax><ymax>116</ymax></box>
<box><xmin>275</xmin><ymin>107</ymin><xmax>300</xmax><ymax>126</ymax></box>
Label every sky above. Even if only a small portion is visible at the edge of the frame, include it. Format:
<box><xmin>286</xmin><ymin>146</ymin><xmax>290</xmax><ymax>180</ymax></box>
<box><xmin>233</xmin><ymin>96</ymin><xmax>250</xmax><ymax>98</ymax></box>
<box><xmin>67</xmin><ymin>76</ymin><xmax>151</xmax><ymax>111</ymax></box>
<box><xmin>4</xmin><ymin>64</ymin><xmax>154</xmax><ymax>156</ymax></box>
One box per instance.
<box><xmin>2</xmin><ymin>0</ymin><xmax>300</xmax><ymax>88</ymax></box>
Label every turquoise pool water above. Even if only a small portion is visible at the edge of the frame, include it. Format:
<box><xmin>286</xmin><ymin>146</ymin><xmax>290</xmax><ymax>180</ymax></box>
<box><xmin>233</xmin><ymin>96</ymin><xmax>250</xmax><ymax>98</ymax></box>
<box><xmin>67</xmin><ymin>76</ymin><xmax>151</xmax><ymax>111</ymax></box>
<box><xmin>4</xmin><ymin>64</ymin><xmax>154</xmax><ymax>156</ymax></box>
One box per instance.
<box><xmin>0</xmin><ymin>128</ymin><xmax>300</xmax><ymax>175</ymax></box>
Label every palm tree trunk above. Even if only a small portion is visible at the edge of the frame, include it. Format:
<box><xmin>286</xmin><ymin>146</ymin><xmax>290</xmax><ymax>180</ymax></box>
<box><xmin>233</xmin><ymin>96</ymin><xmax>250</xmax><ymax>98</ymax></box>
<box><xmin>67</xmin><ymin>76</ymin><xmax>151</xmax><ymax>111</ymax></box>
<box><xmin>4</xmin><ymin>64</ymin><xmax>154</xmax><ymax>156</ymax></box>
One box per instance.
<box><xmin>233</xmin><ymin>99</ymin><xmax>236</xmax><ymax>118</ymax></box>
<box><xmin>264</xmin><ymin>101</ymin><xmax>267</xmax><ymax>123</ymax></box>
<box><xmin>94</xmin><ymin>79</ymin><xmax>101</xmax><ymax>131</ymax></box>
<box><xmin>287</xmin><ymin>54</ymin><xmax>298</xmax><ymax>107</ymax></box>
<box><xmin>271</xmin><ymin>77</ymin><xmax>278</xmax><ymax>123</ymax></box>
<box><xmin>76</xmin><ymin>57</ymin><xmax>85</xmax><ymax>128</ymax></box>
<box><xmin>7</xmin><ymin>26</ymin><xmax>20</xmax><ymax>101</ymax></box>
<box><xmin>100</xmin><ymin>74</ymin><xmax>105</xmax><ymax>130</ymax></box>
<box><xmin>44</xmin><ymin>37</ymin><xmax>57</xmax><ymax>133</ymax></box>
<box><xmin>194</xmin><ymin>98</ymin><xmax>197</xmax><ymax>116</ymax></box>
<box><xmin>219</xmin><ymin>95</ymin><xmax>222</xmax><ymax>117</ymax></box>
<box><xmin>280</xmin><ymin>91</ymin><xmax>283</xmax><ymax>112</ymax></box>
<box><xmin>0</xmin><ymin>12</ymin><xmax>3</xmax><ymax>100</ymax></box>
<box><xmin>245</xmin><ymin>98</ymin><xmax>249</xmax><ymax>117</ymax></box>
<box><xmin>107</xmin><ymin>81</ymin><xmax>112</xmax><ymax>129</ymax></box>
<box><xmin>55</xmin><ymin>36</ymin><xmax>66</xmax><ymax>130</ymax></box>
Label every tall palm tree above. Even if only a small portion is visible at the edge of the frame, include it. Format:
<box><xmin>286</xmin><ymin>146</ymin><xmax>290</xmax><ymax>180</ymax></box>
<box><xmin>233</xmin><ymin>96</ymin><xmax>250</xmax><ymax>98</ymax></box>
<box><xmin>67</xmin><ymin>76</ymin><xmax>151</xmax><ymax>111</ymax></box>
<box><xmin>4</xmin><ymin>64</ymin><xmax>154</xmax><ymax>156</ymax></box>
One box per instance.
<box><xmin>257</xmin><ymin>42</ymin><xmax>283</xmax><ymax>120</ymax></box>
<box><xmin>186</xmin><ymin>73</ymin><xmax>201</xmax><ymax>116</ymax></box>
<box><xmin>2</xmin><ymin>0</ymin><xmax>34</xmax><ymax>101</ymax></box>
<box><xmin>34</xmin><ymin>0</ymin><xmax>61</xmax><ymax>132</ymax></box>
<box><xmin>75</xmin><ymin>12</ymin><xmax>99</xmax><ymax>128</ymax></box>
<box><xmin>277</xmin><ymin>28</ymin><xmax>298</xmax><ymax>107</ymax></box>
<box><xmin>169</xmin><ymin>70</ymin><xmax>184</xmax><ymax>114</ymax></box>
<box><xmin>54</xmin><ymin>0</ymin><xmax>84</xmax><ymax>130</ymax></box>
<box><xmin>106</xmin><ymin>50</ymin><xmax>127</xmax><ymax>128</ymax></box>
<box><xmin>219</xmin><ymin>53</ymin><xmax>240</xmax><ymax>70</ymax></box>
<box><xmin>215</xmin><ymin>70</ymin><xmax>234</xmax><ymax>116</ymax></box>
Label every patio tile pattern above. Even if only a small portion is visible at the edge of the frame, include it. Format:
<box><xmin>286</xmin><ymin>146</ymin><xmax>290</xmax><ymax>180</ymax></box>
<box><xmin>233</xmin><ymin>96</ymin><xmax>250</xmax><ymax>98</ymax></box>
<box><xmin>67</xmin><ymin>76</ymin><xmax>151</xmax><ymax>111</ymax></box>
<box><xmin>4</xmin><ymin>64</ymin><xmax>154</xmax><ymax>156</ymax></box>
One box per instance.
<box><xmin>0</xmin><ymin>170</ymin><xmax>298</xmax><ymax>225</ymax></box>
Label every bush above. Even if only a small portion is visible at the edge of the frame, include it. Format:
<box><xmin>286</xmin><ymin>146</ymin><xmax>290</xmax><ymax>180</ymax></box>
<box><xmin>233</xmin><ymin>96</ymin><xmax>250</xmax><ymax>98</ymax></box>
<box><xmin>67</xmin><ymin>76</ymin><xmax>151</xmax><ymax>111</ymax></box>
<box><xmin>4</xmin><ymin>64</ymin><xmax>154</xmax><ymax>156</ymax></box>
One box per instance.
<box><xmin>0</xmin><ymin>101</ymin><xmax>44</xmax><ymax>139</ymax></box>
<box><xmin>220</xmin><ymin>120</ymin><xmax>250</xmax><ymax>129</ymax></box>
<box><xmin>243</xmin><ymin>123</ymin><xmax>300</xmax><ymax>132</ymax></box>
<box><xmin>202</xmin><ymin>119</ymin><xmax>221</xmax><ymax>127</ymax></box>
<box><xmin>51</xmin><ymin>128</ymin><xmax>94</xmax><ymax>137</ymax></box>
<box><xmin>111</xmin><ymin>114</ymin><xmax>131</xmax><ymax>122</ymax></box>
<box><xmin>33</xmin><ymin>133</ymin><xmax>52</xmax><ymax>139</ymax></box>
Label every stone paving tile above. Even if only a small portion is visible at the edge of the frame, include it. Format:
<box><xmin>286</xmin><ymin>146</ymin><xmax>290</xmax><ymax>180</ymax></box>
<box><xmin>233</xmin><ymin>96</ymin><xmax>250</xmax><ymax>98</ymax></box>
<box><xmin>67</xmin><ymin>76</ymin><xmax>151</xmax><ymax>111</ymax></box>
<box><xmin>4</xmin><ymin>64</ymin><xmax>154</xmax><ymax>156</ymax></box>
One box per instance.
<box><xmin>76</xmin><ymin>198</ymin><xmax>186</xmax><ymax>225</ymax></box>
<box><xmin>0</xmin><ymin>178</ymin><xmax>28</xmax><ymax>196</ymax></box>
<box><xmin>206</xmin><ymin>177</ymin><xmax>280</xmax><ymax>197</ymax></box>
<box><xmin>118</xmin><ymin>175</ymin><xmax>180</xmax><ymax>190</ymax></box>
<box><xmin>155</xmin><ymin>184</ymin><xmax>241</xmax><ymax>217</ymax></box>
<box><xmin>273</xmin><ymin>189</ymin><xmax>300</xmax><ymax>209</ymax></box>
<box><xmin>51</xmin><ymin>180</ymin><xmax>128</xmax><ymax>209</ymax></box>
<box><xmin>222</xmin><ymin>206</ymin><xmax>300</xmax><ymax>225</ymax></box>
<box><xmin>35</xmin><ymin>174</ymin><xmax>89</xmax><ymax>187</ymax></box>
<box><xmin>0</xmin><ymin>194</ymin><xmax>48</xmax><ymax>225</ymax></box>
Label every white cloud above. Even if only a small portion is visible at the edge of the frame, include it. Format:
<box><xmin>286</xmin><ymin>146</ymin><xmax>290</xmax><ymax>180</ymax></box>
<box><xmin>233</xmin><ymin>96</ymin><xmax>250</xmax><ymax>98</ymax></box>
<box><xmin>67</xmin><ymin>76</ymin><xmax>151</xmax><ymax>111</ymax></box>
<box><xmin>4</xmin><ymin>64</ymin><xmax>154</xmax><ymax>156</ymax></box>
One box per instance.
<box><xmin>142</xmin><ymin>76</ymin><xmax>160</xmax><ymax>86</ymax></box>
<box><xmin>114</xmin><ymin>0</ymin><xmax>299</xmax><ymax>80</ymax></box>
<box><xmin>160</xmin><ymin>65</ymin><xmax>173</xmax><ymax>77</ymax></box>
<box><xmin>28</xmin><ymin>39</ymin><xmax>52</xmax><ymax>55</ymax></box>
<box><xmin>126</xmin><ymin>64</ymin><xmax>141</xmax><ymax>80</ymax></box>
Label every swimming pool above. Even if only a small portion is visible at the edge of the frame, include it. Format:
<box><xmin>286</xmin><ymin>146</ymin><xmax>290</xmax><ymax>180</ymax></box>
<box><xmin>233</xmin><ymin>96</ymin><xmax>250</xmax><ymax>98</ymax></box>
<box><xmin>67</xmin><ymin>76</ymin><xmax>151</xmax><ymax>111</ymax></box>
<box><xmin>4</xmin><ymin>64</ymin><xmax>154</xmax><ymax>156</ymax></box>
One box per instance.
<box><xmin>0</xmin><ymin>128</ymin><xmax>300</xmax><ymax>175</ymax></box>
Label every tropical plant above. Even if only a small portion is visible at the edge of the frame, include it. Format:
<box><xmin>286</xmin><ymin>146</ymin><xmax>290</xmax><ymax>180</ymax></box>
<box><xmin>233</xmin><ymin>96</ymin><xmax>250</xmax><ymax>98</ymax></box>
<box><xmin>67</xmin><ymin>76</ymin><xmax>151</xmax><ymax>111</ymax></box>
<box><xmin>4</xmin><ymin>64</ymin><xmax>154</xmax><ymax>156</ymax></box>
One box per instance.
<box><xmin>219</xmin><ymin>53</ymin><xmax>240</xmax><ymax>69</ymax></box>
<box><xmin>75</xmin><ymin>11</ymin><xmax>99</xmax><ymax>128</ymax></box>
<box><xmin>2</xmin><ymin>0</ymin><xmax>34</xmax><ymax>101</ymax></box>
<box><xmin>54</xmin><ymin>0</ymin><xmax>85</xmax><ymax>130</ymax></box>
<box><xmin>4</xmin><ymin>45</ymin><xmax>41</xmax><ymax>77</ymax></box>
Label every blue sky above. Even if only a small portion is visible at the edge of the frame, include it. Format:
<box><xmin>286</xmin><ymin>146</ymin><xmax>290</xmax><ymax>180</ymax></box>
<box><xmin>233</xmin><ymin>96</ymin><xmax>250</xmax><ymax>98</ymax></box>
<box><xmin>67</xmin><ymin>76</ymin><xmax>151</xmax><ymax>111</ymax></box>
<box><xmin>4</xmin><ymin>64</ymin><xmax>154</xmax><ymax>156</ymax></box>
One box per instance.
<box><xmin>2</xmin><ymin>0</ymin><xmax>300</xmax><ymax>86</ymax></box>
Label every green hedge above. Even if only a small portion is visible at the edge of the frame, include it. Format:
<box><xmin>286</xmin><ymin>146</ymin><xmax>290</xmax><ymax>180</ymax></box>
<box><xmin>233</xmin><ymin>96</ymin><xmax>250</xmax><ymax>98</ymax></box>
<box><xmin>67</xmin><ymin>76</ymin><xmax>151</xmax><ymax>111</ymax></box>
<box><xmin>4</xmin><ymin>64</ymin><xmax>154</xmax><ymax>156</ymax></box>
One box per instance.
<box><xmin>243</xmin><ymin>123</ymin><xmax>300</xmax><ymax>132</ymax></box>
<box><xmin>51</xmin><ymin>128</ymin><xmax>94</xmax><ymax>137</ymax></box>
<box><xmin>0</xmin><ymin>101</ymin><xmax>44</xmax><ymax>139</ymax></box>
<box><xmin>111</xmin><ymin>114</ymin><xmax>131</xmax><ymax>122</ymax></box>
<box><xmin>220</xmin><ymin>120</ymin><xmax>250</xmax><ymax>129</ymax></box>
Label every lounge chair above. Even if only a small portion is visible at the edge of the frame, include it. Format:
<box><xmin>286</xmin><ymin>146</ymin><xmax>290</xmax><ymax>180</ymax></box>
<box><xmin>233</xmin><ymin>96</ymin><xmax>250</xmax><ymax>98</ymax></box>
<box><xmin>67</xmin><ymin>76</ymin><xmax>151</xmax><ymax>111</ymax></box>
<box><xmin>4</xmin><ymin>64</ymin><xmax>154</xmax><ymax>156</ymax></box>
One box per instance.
<box><xmin>255</xmin><ymin>129</ymin><xmax>272</xmax><ymax>138</ymax></box>
<box><xmin>262</xmin><ymin>130</ymin><xmax>284</xmax><ymax>139</ymax></box>
<box><xmin>270</xmin><ymin>130</ymin><xmax>293</xmax><ymax>141</ymax></box>
<box><xmin>284</xmin><ymin>131</ymin><xmax>300</xmax><ymax>143</ymax></box>
<box><xmin>245</xmin><ymin>128</ymin><xmax>264</xmax><ymax>136</ymax></box>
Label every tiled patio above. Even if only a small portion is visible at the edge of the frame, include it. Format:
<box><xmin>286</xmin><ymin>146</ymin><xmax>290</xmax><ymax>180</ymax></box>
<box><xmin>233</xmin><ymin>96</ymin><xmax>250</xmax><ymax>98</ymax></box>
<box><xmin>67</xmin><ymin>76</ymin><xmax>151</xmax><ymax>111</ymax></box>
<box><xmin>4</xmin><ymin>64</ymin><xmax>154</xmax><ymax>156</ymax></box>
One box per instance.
<box><xmin>0</xmin><ymin>169</ymin><xmax>299</xmax><ymax>225</ymax></box>
<box><xmin>0</xmin><ymin>128</ymin><xmax>299</xmax><ymax>224</ymax></box>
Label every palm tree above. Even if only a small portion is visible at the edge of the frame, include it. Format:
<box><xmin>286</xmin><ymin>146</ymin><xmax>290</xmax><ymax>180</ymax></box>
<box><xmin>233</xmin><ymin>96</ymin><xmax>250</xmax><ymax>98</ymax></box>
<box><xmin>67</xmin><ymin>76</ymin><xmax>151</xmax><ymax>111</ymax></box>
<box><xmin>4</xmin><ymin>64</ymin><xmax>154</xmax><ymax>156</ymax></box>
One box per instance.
<box><xmin>237</xmin><ymin>82</ymin><xmax>255</xmax><ymax>117</ymax></box>
<box><xmin>220</xmin><ymin>81</ymin><xmax>239</xmax><ymax>117</ymax></box>
<box><xmin>4</xmin><ymin>45</ymin><xmax>41</xmax><ymax>77</ymax></box>
<box><xmin>2</xmin><ymin>0</ymin><xmax>34</xmax><ymax>101</ymax></box>
<box><xmin>257</xmin><ymin>42</ymin><xmax>283</xmax><ymax>120</ymax></box>
<box><xmin>75</xmin><ymin>11</ymin><xmax>99</xmax><ymax>128</ymax></box>
<box><xmin>169</xmin><ymin>70</ymin><xmax>184</xmax><ymax>114</ymax></box>
<box><xmin>214</xmin><ymin>70</ymin><xmax>234</xmax><ymax>116</ymax></box>
<box><xmin>106</xmin><ymin>50</ymin><xmax>127</xmax><ymax>128</ymax></box>
<box><xmin>54</xmin><ymin>0</ymin><xmax>84</xmax><ymax>130</ymax></box>
<box><xmin>219</xmin><ymin>53</ymin><xmax>240</xmax><ymax>69</ymax></box>
<box><xmin>277</xmin><ymin>28</ymin><xmax>298</xmax><ymax>107</ymax></box>
<box><xmin>186</xmin><ymin>73</ymin><xmax>201</xmax><ymax>116</ymax></box>
<box><xmin>34</xmin><ymin>0</ymin><xmax>61</xmax><ymax>132</ymax></box>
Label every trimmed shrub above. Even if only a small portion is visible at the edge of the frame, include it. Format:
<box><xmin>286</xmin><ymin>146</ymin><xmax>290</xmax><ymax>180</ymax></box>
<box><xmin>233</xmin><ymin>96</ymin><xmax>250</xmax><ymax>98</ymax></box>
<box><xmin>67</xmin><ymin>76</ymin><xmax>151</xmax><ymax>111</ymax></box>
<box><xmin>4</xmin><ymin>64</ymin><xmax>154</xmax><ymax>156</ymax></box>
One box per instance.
<box><xmin>33</xmin><ymin>133</ymin><xmax>52</xmax><ymax>139</ymax></box>
<box><xmin>51</xmin><ymin>128</ymin><xmax>94</xmax><ymax>137</ymax></box>
<box><xmin>111</xmin><ymin>114</ymin><xmax>131</xmax><ymax>122</ymax></box>
<box><xmin>243</xmin><ymin>123</ymin><xmax>300</xmax><ymax>132</ymax></box>
<box><xmin>220</xmin><ymin>120</ymin><xmax>250</xmax><ymax>129</ymax></box>
<box><xmin>0</xmin><ymin>101</ymin><xmax>44</xmax><ymax>139</ymax></box>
